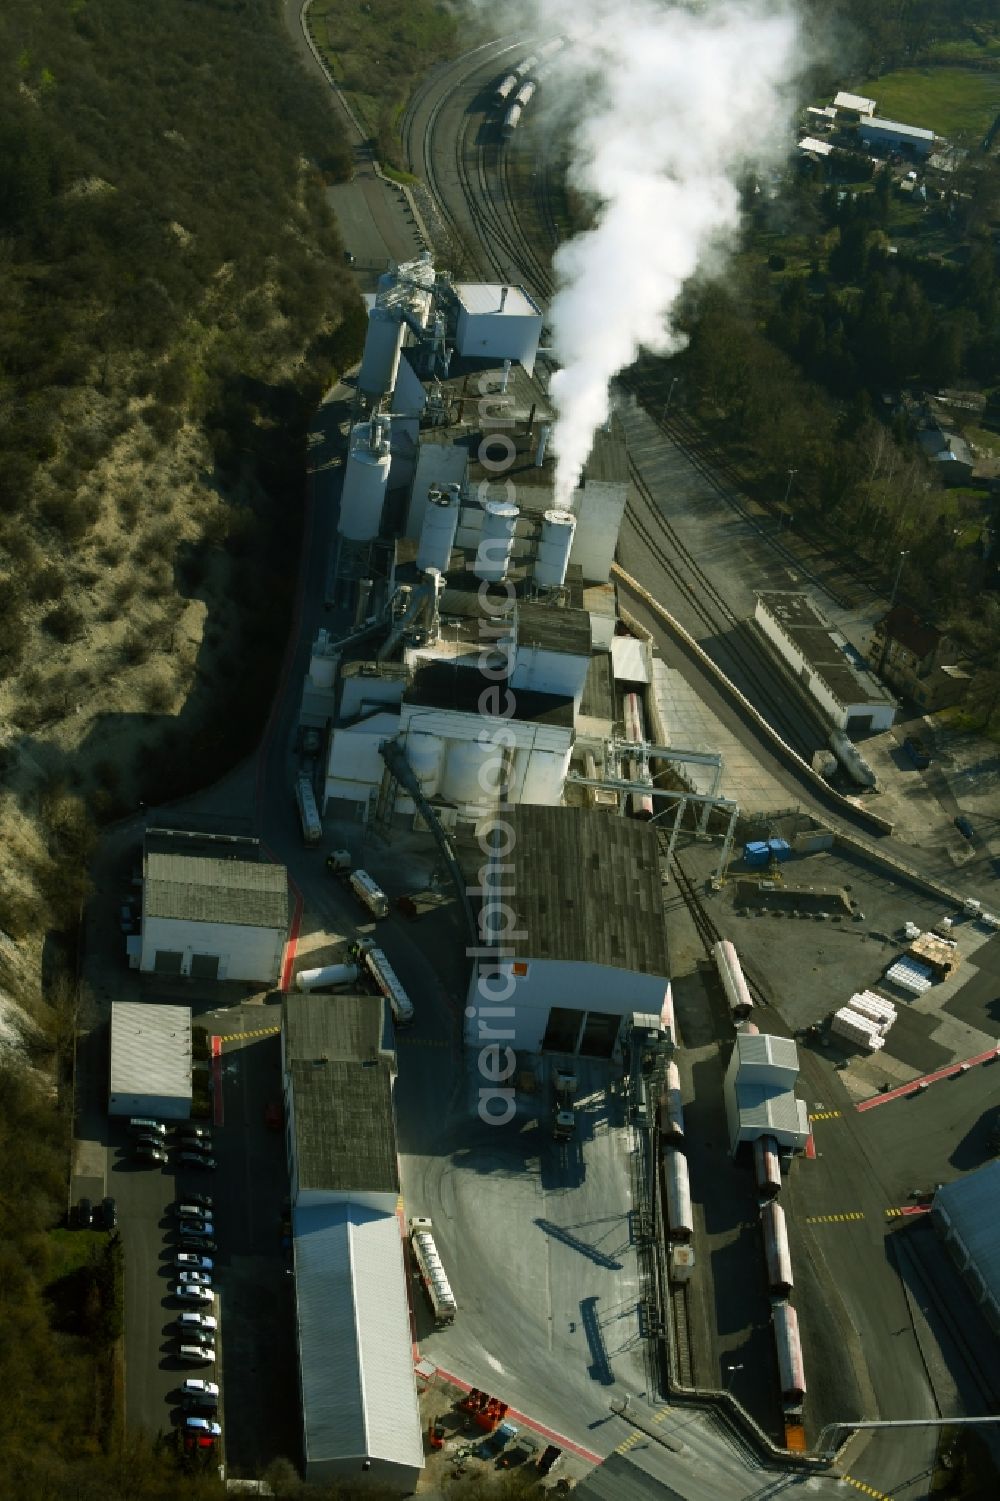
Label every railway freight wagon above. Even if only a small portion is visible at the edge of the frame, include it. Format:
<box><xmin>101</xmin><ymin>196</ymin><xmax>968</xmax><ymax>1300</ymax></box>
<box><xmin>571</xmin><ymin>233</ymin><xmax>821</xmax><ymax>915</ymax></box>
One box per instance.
<box><xmin>753</xmin><ymin>1134</ymin><xmax>781</xmax><ymax>1200</ymax></box>
<box><xmin>762</xmin><ymin>1200</ymin><xmax>794</xmax><ymax>1295</ymax></box>
<box><xmin>661</xmin><ymin>1147</ymin><xmax>693</xmax><ymax>1242</ymax></box>
<box><xmin>712</xmin><ymin>939</ymin><xmax>754</xmax><ymax>1020</ymax></box>
<box><xmin>658</xmin><ymin>1061</ymin><xmax>685</xmax><ymax>1143</ymax></box>
<box><xmin>772</xmin><ymin>1300</ymin><xmax>806</xmax><ymax>1406</ymax></box>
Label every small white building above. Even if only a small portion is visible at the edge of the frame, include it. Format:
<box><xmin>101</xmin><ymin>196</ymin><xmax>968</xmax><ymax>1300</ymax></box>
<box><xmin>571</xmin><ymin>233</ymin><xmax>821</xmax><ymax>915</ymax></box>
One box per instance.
<box><xmin>467</xmin><ymin>805</ymin><xmax>671</xmax><ymax>1056</ymax></box>
<box><xmin>140</xmin><ymin>838</ymin><xmax>290</xmax><ymax>984</ymax></box>
<box><xmin>108</xmin><ymin>1001</ymin><xmax>192</xmax><ymax>1119</ymax></box>
<box><xmin>722</xmin><ymin>1032</ymin><xmax>810</xmax><ymax>1155</ymax></box>
<box><xmin>282</xmin><ymin>993</ymin><xmax>422</xmax><ymax>1493</ymax></box>
<box><xmin>834</xmin><ymin>90</ymin><xmax>876</xmax><ymax>118</ymax></box>
<box><xmin>755</xmin><ymin>591</ymin><xmax>896</xmax><ymax>733</ymax></box>
<box><xmin>452</xmin><ymin>282</ymin><xmax>543</xmax><ymax>375</ymax></box>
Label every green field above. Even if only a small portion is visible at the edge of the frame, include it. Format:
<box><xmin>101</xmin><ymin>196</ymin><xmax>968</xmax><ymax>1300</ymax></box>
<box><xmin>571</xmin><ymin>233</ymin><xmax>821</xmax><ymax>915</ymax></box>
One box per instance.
<box><xmin>858</xmin><ymin>66</ymin><xmax>1000</xmax><ymax>140</ymax></box>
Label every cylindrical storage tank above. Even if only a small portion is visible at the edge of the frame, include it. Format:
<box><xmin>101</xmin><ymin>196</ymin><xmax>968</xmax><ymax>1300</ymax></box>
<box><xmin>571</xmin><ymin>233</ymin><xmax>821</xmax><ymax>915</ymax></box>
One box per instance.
<box><xmin>474</xmin><ymin>501</ymin><xmax>518</xmax><ymax>583</ymax></box>
<box><xmin>662</xmin><ymin>1148</ymin><xmax>693</xmax><ymax>1242</ymax></box>
<box><xmin>713</xmin><ymin>940</ymin><xmax>754</xmax><ymax>1019</ymax></box>
<box><xmin>357</xmin><ymin>306</ymin><xmax>404</xmax><ymax>402</ymax></box>
<box><xmin>762</xmin><ymin>1200</ymin><xmax>793</xmax><ymax>1294</ymax></box>
<box><xmin>754</xmin><ymin>1134</ymin><xmax>781</xmax><ymax>1201</ymax></box>
<box><xmin>534</xmin><ymin>509</ymin><xmax>577</xmax><ymax>588</ymax></box>
<box><xmin>772</xmin><ymin>1301</ymin><xmax>806</xmax><ymax>1403</ymax></box>
<box><xmin>658</xmin><ymin>1062</ymin><xmax>685</xmax><ymax>1143</ymax></box>
<box><xmin>339</xmin><ymin>421</ymin><xmax>390</xmax><ymax>542</ymax></box>
<box><xmin>416</xmin><ymin>487</ymin><xmax>461</xmax><ymax>574</ymax></box>
<box><xmin>441</xmin><ymin>738</ymin><xmax>499</xmax><ymax>810</ymax></box>
<box><xmin>518</xmin><ymin>746</ymin><xmax>571</xmax><ymax>805</ymax></box>
<box><xmin>405</xmin><ymin>733</ymin><xmax>444</xmax><ymax>799</ymax></box>
<box><xmin>623</xmin><ymin>691</ymin><xmax>645</xmax><ymax>745</ymax></box>
<box><xmin>296</xmin><ymin>962</ymin><xmax>360</xmax><ymax>992</ymax></box>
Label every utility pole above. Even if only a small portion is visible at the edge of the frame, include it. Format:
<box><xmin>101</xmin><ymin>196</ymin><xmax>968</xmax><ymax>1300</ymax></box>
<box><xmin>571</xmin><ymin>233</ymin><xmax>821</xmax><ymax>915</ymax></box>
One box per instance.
<box><xmin>662</xmin><ymin>377</ymin><xmax>679</xmax><ymax>423</ymax></box>
<box><xmin>782</xmin><ymin>467</ymin><xmax>797</xmax><ymax>521</ymax></box>
<box><xmin>877</xmin><ymin>549</ymin><xmax>909</xmax><ymax>679</ymax></box>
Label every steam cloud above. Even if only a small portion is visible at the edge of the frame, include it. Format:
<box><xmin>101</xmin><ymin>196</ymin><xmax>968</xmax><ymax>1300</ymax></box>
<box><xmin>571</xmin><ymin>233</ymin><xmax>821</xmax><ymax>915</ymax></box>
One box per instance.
<box><xmin>494</xmin><ymin>1</ymin><xmax>805</xmax><ymax>506</ymax></box>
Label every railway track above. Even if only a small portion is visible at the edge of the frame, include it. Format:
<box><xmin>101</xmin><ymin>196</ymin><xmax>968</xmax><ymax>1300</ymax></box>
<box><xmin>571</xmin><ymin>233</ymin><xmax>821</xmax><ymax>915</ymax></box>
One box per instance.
<box><xmin>669</xmin><ymin>1283</ymin><xmax>694</xmax><ymax>1388</ymax></box>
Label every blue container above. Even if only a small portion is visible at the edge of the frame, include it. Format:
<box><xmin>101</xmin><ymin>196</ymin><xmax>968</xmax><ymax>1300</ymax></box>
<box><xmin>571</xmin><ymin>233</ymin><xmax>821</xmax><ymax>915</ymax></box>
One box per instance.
<box><xmin>744</xmin><ymin>841</ymin><xmax>769</xmax><ymax>867</ymax></box>
<box><xmin>768</xmin><ymin>839</ymin><xmax>792</xmax><ymax>862</ymax></box>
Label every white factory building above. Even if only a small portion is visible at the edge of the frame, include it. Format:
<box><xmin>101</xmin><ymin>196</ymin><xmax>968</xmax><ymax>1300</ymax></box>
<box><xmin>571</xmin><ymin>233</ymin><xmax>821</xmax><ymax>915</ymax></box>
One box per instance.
<box><xmin>467</xmin><ymin>805</ymin><xmax>671</xmax><ymax>1056</ymax></box>
<box><xmin>282</xmin><ymin>992</ymin><xmax>423</xmax><ymax>1494</ymax></box>
<box><xmin>722</xmin><ymin>1032</ymin><xmax>810</xmax><ymax>1156</ymax></box>
<box><xmin>755</xmin><ymin>591</ymin><xmax>896</xmax><ymax>733</ymax></box>
<box><xmin>138</xmin><ymin>832</ymin><xmax>290</xmax><ymax>984</ymax></box>
<box><xmin>108</xmin><ymin>1001</ymin><xmax>192</xmax><ymax>1119</ymax></box>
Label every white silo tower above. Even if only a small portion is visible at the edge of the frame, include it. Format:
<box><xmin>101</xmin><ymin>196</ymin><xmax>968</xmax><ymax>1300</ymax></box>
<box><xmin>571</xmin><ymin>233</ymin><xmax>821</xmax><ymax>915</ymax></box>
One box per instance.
<box><xmin>474</xmin><ymin>500</ymin><xmax>518</xmax><ymax>584</ymax></box>
<box><xmin>416</xmin><ymin>487</ymin><xmax>461</xmax><ymax>574</ymax></box>
<box><xmin>357</xmin><ymin>306</ymin><xmax>405</xmax><ymax>404</ymax></box>
<box><xmin>534</xmin><ymin>508</ymin><xmax>577</xmax><ymax>588</ymax></box>
<box><xmin>338</xmin><ymin>417</ymin><xmax>391</xmax><ymax>542</ymax></box>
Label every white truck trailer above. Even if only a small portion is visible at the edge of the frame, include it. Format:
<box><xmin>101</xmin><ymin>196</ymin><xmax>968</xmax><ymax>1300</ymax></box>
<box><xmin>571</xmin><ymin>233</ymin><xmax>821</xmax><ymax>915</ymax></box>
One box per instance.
<box><xmin>408</xmin><ymin>1217</ymin><xmax>457</xmax><ymax>1325</ymax></box>
<box><xmin>295</xmin><ymin>775</ymin><xmax>322</xmax><ymax>846</ymax></box>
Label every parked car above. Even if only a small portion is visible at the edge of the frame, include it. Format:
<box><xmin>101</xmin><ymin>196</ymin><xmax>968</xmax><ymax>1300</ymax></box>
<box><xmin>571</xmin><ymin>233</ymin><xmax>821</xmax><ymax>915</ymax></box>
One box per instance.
<box><xmin>175</xmin><ymin>1254</ymin><xmax>214</xmax><ymax>1273</ymax></box>
<box><xmin>175</xmin><ymin>1202</ymin><xmax>211</xmax><ymax>1220</ymax></box>
<box><xmin>178</xmin><ymin>1343</ymin><xmax>215</xmax><ymax>1364</ymax></box>
<box><xmin>178</xmin><ymin>1269</ymin><xmax>212</xmax><ymax>1287</ymax></box>
<box><xmin>178</xmin><ymin>1136</ymin><xmax>213</xmax><ymax>1153</ymax></box>
<box><xmin>178</xmin><ymin>1153</ymin><xmax>217</xmax><ymax>1171</ymax></box>
<box><xmin>179</xmin><ymin>1126</ymin><xmax>212</xmax><ymax>1142</ymax></box>
<box><xmin>177</xmin><ymin>1312</ymin><xmax>217</xmax><ymax>1335</ymax></box>
<box><xmin>76</xmin><ymin>1197</ymin><xmax>93</xmax><ymax>1229</ymax></box>
<box><xmin>133</xmin><ymin>1131</ymin><xmax>168</xmax><ymax>1151</ymax></box>
<box><xmin>134</xmin><ymin>1144</ymin><xmax>168</xmax><ymax>1166</ymax></box>
<box><xmin>119</xmin><ymin>902</ymin><xmax>137</xmax><ymax>934</ymax></box>
<box><xmin>175</xmin><ymin>1284</ymin><xmax>214</xmax><ymax>1305</ymax></box>
<box><xmin>179</xmin><ymin>1220</ymin><xmax>214</xmax><ymax>1239</ymax></box>
<box><xmin>955</xmin><ymin>815</ymin><xmax>975</xmax><ymax>841</ymax></box>
<box><xmin>184</xmin><ymin>1417</ymin><xmax>222</xmax><ymax>1437</ymax></box>
<box><xmin>179</xmin><ymin>1328</ymin><xmax>216</xmax><ymax>1348</ymax></box>
<box><xmin>183</xmin><ymin>1393</ymin><xmax>219</xmax><ymax>1413</ymax></box>
<box><xmin>100</xmin><ymin>1196</ymin><xmax>118</xmax><ymax>1231</ymax></box>
<box><xmin>178</xmin><ymin>1237</ymin><xmax>217</xmax><ymax>1253</ymax></box>
<box><xmin>129</xmin><ymin>1118</ymin><xmax>167</xmax><ymax>1136</ymax></box>
<box><xmin>181</xmin><ymin>1379</ymin><xmax>219</xmax><ymax>1400</ymax></box>
<box><xmin>184</xmin><ymin>1193</ymin><xmax>213</xmax><ymax>1209</ymax></box>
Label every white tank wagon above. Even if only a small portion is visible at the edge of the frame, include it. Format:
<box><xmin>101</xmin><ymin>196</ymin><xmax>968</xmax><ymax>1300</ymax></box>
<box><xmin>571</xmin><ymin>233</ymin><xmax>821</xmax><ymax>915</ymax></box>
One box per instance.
<box><xmin>658</xmin><ymin>1062</ymin><xmax>685</xmax><ymax>1143</ymax></box>
<box><xmin>622</xmin><ymin>691</ymin><xmax>654</xmax><ymax>820</ymax></box>
<box><xmin>349</xmin><ymin>869</ymin><xmax>389</xmax><ymax>920</ymax></box>
<box><xmin>772</xmin><ymin>1300</ymin><xmax>806</xmax><ymax>1405</ymax></box>
<box><xmin>496</xmin><ymin>72</ymin><xmax>518</xmax><ymax>102</ymax></box>
<box><xmin>359</xmin><ymin>944</ymin><xmax>414</xmax><ymax>1025</ymax></box>
<box><xmin>408</xmin><ymin>1217</ymin><xmax>457</xmax><ymax>1326</ymax></box>
<box><xmin>296</xmin><ymin>962</ymin><xmax>361</xmax><ymax>993</ymax></box>
<box><xmin>661</xmin><ymin>1147</ymin><xmax>693</xmax><ymax>1242</ymax></box>
<box><xmin>753</xmin><ymin>1134</ymin><xmax>781</xmax><ymax>1201</ymax></box>
<box><xmin>515</xmin><ymin>81</ymin><xmax>536</xmax><ymax>109</ymax></box>
<box><xmin>513</xmin><ymin>53</ymin><xmax>538</xmax><ymax>79</ymax></box>
<box><xmin>502</xmin><ymin>103</ymin><xmax>523</xmax><ymax>135</ymax></box>
<box><xmin>762</xmin><ymin>1200</ymin><xmax>794</xmax><ymax>1295</ymax></box>
<box><xmin>712</xmin><ymin>940</ymin><xmax>754</xmax><ymax>1020</ymax></box>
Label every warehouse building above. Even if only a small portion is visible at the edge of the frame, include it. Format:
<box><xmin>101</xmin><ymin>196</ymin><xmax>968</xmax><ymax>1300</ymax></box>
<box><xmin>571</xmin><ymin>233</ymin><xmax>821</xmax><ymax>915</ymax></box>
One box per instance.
<box><xmin>722</xmin><ymin>1032</ymin><xmax>810</xmax><ymax>1156</ymax></box>
<box><xmin>467</xmin><ymin>805</ymin><xmax>670</xmax><ymax>1056</ymax></box>
<box><xmin>755</xmin><ymin>591</ymin><xmax>896</xmax><ymax>733</ymax></box>
<box><xmin>931</xmin><ymin>1162</ymin><xmax>1000</xmax><ymax>1335</ymax></box>
<box><xmin>282</xmin><ymin>993</ymin><xmax>422</xmax><ymax>1493</ymax></box>
<box><xmin>139</xmin><ymin>831</ymin><xmax>290</xmax><ymax>983</ymax></box>
<box><xmin>108</xmin><ymin>1001</ymin><xmax>192</xmax><ymax>1119</ymax></box>
<box><xmin>859</xmin><ymin>117</ymin><xmax>936</xmax><ymax>157</ymax></box>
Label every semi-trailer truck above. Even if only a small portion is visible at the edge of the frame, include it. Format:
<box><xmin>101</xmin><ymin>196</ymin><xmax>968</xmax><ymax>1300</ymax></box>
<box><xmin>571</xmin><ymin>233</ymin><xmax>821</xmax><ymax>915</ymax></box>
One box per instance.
<box><xmin>409</xmin><ymin>1217</ymin><xmax>457</xmax><ymax>1325</ymax></box>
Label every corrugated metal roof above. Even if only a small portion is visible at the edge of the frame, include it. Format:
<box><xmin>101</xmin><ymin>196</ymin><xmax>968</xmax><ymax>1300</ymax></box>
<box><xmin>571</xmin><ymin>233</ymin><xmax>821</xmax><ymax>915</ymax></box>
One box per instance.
<box><xmin>490</xmin><ymin>806</ymin><xmax>669</xmax><ymax>975</ymax></box>
<box><xmin>933</xmin><ymin>1162</ymin><xmax>1000</xmax><ymax>1312</ymax></box>
<box><xmin>455</xmin><ymin>281</ymin><xmax>540</xmax><ymax>317</ymax></box>
<box><xmin>735</xmin><ymin>1033</ymin><xmax>800</xmax><ymax>1076</ymax></box>
<box><xmin>109</xmin><ymin>1002</ymin><xmax>192</xmax><ymax>1102</ymax></box>
<box><xmin>736</xmin><ymin>1082</ymin><xmax>809</xmax><ymax>1141</ymax></box>
<box><xmin>290</xmin><ymin>1059</ymin><xmax>398</xmax><ymax>1194</ymax></box>
<box><xmin>284</xmin><ymin>992</ymin><xmax>392</xmax><ymax>1068</ymax></box>
<box><xmin>144</xmin><ymin>852</ymin><xmax>289</xmax><ymax>929</ymax></box>
<box><xmin>293</xmin><ymin>1203</ymin><xmax>423</xmax><ymax>1473</ymax></box>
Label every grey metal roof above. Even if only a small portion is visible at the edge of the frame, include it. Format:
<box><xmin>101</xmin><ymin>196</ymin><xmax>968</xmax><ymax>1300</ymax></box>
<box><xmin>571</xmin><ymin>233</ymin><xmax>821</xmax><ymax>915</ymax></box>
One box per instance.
<box><xmin>517</xmin><ymin>600</ymin><xmax>591</xmax><ymax>656</ymax></box>
<box><xmin>735</xmin><ymin>1033</ymin><xmax>800</xmax><ymax>1074</ymax></box>
<box><xmin>933</xmin><ymin>1161</ymin><xmax>1000</xmax><ymax>1312</ymax></box>
<box><xmin>283</xmin><ymin>992</ymin><xmax>393</xmax><ymax>1068</ymax></box>
<box><xmin>489</xmin><ymin>806</ymin><xmax>670</xmax><ymax>975</ymax></box>
<box><xmin>289</xmin><ymin>1059</ymin><xmax>398</xmax><ymax>1194</ymax></box>
<box><xmin>736</xmin><ymin>1082</ymin><xmax>810</xmax><ymax>1140</ymax></box>
<box><xmin>109</xmin><ymin>1002</ymin><xmax>192</xmax><ymax>1102</ymax></box>
<box><xmin>144</xmin><ymin>852</ymin><xmax>289</xmax><ymax>930</ymax></box>
<box><xmin>404</xmin><ymin>662</ymin><xmax>574</xmax><ymax>727</ymax></box>
<box><xmin>293</xmin><ymin>1203</ymin><xmax>423</xmax><ymax>1473</ymax></box>
<box><xmin>756</xmin><ymin>591</ymin><xmax>893</xmax><ymax>710</ymax></box>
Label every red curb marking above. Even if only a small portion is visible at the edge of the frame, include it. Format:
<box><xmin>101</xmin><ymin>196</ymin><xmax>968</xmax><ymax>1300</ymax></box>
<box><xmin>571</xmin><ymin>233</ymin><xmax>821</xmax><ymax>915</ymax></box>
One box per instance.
<box><xmin>425</xmin><ymin>1364</ymin><xmax>602</xmax><ymax>1464</ymax></box>
<box><xmin>280</xmin><ymin>884</ymin><xmax>303</xmax><ymax>994</ymax></box>
<box><xmin>804</xmin><ymin>1134</ymin><xmax>816</xmax><ymax>1160</ymax></box>
<box><xmin>211</xmin><ymin>1036</ymin><xmax>223</xmax><ymax>1127</ymax></box>
<box><xmin>857</xmin><ymin>1045</ymin><xmax>999</xmax><ymax>1112</ymax></box>
<box><xmin>898</xmin><ymin>1204</ymin><xmax>932</xmax><ymax>1217</ymax></box>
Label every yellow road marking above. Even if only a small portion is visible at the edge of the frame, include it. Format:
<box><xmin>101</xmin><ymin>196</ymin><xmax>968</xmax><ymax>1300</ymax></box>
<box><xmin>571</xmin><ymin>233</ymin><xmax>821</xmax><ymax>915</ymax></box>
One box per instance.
<box><xmin>805</xmin><ymin>1212</ymin><xmax>865</xmax><ymax>1224</ymax></box>
<box><xmin>841</xmin><ymin>1475</ymin><xmax>891</xmax><ymax>1500</ymax></box>
<box><xmin>809</xmin><ymin>1110</ymin><xmax>841</xmax><ymax>1121</ymax></box>
<box><xmin>216</xmin><ymin>1026</ymin><xmax>281</xmax><ymax>1043</ymax></box>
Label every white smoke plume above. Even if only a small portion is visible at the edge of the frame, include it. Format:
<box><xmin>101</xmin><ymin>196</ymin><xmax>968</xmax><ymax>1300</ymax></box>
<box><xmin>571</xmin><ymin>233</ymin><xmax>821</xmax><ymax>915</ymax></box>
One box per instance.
<box><xmin>484</xmin><ymin>0</ymin><xmax>805</xmax><ymax>506</ymax></box>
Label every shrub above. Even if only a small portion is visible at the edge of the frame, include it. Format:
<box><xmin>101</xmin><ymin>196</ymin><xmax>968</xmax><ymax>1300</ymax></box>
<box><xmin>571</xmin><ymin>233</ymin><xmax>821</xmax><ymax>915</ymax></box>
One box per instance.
<box><xmin>43</xmin><ymin>602</ymin><xmax>85</xmax><ymax>642</ymax></box>
<box><xmin>39</xmin><ymin>493</ymin><xmax>100</xmax><ymax>542</ymax></box>
<box><xmin>28</xmin><ymin>564</ymin><xmax>67</xmax><ymax>603</ymax></box>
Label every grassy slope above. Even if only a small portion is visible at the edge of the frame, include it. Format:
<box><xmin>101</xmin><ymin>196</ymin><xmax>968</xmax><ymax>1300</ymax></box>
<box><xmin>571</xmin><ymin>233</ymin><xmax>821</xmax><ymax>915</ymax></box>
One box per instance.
<box><xmin>858</xmin><ymin>65</ymin><xmax>1000</xmax><ymax>139</ymax></box>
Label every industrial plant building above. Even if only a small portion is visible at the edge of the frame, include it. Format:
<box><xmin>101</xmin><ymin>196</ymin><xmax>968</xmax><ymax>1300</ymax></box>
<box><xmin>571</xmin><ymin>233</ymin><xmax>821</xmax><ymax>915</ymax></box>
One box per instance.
<box><xmin>931</xmin><ymin>1163</ymin><xmax>1000</xmax><ymax>1336</ymax></box>
<box><xmin>722</xmin><ymin>1032</ymin><xmax>810</xmax><ymax>1155</ymax></box>
<box><xmin>466</xmin><ymin>804</ymin><xmax>671</xmax><ymax>1055</ymax></box>
<box><xmin>755</xmin><ymin>591</ymin><xmax>896</xmax><ymax>734</ymax></box>
<box><xmin>107</xmin><ymin>1001</ymin><xmax>192</xmax><ymax>1119</ymax></box>
<box><xmin>138</xmin><ymin>831</ymin><xmax>289</xmax><ymax>984</ymax></box>
<box><xmin>281</xmin><ymin>993</ymin><xmax>423</xmax><ymax>1493</ymax></box>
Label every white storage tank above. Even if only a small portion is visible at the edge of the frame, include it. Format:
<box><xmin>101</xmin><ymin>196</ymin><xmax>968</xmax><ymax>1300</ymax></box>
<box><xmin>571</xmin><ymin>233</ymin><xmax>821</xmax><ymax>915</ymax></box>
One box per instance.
<box><xmin>405</xmin><ymin>733</ymin><xmax>444</xmax><ymax>799</ymax></box>
<box><xmin>474</xmin><ymin>500</ymin><xmax>518</xmax><ymax>583</ymax></box>
<box><xmin>296</xmin><ymin>962</ymin><xmax>360</xmax><ymax>992</ymax></box>
<box><xmin>357</xmin><ymin>306</ymin><xmax>404</xmax><ymax>402</ymax></box>
<box><xmin>339</xmin><ymin>418</ymin><xmax>391</xmax><ymax>542</ymax></box>
<box><xmin>534</xmin><ymin>509</ymin><xmax>577</xmax><ymax>589</ymax></box>
<box><xmin>517</xmin><ymin>745</ymin><xmax>570</xmax><ymax>804</ymax></box>
<box><xmin>416</xmin><ymin>487</ymin><xmax>461</xmax><ymax>574</ymax></box>
<box><xmin>441</xmin><ymin>738</ymin><xmax>498</xmax><ymax>810</ymax></box>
